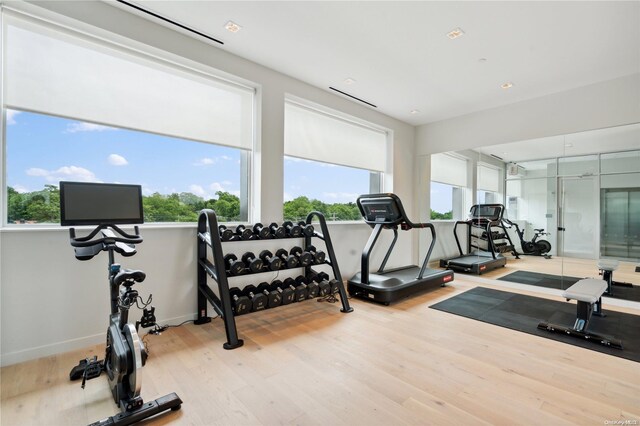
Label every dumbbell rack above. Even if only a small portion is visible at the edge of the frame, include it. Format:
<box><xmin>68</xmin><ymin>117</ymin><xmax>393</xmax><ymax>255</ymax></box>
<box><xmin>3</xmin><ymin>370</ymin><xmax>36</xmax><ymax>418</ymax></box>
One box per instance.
<box><xmin>195</xmin><ymin>209</ymin><xmax>353</xmax><ymax>349</ymax></box>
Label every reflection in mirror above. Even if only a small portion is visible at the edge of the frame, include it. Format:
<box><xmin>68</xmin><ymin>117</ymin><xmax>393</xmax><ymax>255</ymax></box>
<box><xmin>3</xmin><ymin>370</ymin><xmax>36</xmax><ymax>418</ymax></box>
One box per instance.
<box><xmin>471</xmin><ymin>123</ymin><xmax>640</xmax><ymax>302</ymax></box>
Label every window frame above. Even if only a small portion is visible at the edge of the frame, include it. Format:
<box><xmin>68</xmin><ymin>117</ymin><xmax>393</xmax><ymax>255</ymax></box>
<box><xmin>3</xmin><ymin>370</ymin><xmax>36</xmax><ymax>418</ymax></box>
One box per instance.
<box><xmin>1</xmin><ymin>7</ymin><xmax>259</xmax><ymax>227</ymax></box>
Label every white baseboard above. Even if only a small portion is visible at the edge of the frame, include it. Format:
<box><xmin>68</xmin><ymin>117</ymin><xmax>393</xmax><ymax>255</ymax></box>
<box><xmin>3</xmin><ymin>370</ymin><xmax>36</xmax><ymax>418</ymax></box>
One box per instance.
<box><xmin>0</xmin><ymin>313</ymin><xmax>196</xmax><ymax>367</ymax></box>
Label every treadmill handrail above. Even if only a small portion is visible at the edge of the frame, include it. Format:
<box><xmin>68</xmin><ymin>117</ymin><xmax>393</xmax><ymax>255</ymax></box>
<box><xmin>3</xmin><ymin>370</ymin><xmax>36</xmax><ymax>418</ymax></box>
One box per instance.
<box><xmin>356</xmin><ymin>192</ymin><xmax>439</xmax><ymax>283</ymax></box>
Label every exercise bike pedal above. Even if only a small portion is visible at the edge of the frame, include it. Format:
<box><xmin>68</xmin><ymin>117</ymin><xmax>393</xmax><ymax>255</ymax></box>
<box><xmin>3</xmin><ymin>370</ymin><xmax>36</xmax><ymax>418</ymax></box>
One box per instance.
<box><xmin>70</xmin><ymin>356</ymin><xmax>103</xmax><ymax>385</ymax></box>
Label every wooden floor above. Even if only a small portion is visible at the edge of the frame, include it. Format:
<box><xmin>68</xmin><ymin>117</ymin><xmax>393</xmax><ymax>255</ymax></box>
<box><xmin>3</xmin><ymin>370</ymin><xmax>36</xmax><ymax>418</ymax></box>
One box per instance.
<box><xmin>2</xmin><ymin>269</ymin><xmax>640</xmax><ymax>425</ymax></box>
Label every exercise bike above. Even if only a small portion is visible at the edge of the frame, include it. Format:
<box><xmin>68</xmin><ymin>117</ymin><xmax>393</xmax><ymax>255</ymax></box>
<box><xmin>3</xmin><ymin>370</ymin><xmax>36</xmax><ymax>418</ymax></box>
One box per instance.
<box><xmin>502</xmin><ymin>218</ymin><xmax>552</xmax><ymax>259</ymax></box>
<box><xmin>61</xmin><ymin>181</ymin><xmax>181</xmax><ymax>425</ymax></box>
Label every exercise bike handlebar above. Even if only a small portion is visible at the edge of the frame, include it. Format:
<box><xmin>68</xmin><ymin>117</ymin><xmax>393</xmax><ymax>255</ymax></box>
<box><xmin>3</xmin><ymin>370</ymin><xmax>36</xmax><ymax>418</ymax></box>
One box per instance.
<box><xmin>69</xmin><ymin>224</ymin><xmax>143</xmax><ymax>247</ymax></box>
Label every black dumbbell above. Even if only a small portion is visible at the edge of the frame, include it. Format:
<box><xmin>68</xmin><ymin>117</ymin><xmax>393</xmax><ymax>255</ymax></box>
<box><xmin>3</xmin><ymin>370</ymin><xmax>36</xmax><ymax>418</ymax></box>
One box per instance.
<box><xmin>259</xmin><ymin>250</ymin><xmax>282</xmax><ymax>271</ymax></box>
<box><xmin>257</xmin><ymin>282</ymin><xmax>282</xmax><ymax>308</ymax></box>
<box><xmin>229</xmin><ymin>287</ymin><xmax>251</xmax><ymax>315</ymax></box>
<box><xmin>275</xmin><ymin>248</ymin><xmax>298</xmax><ymax>269</ymax></box>
<box><xmin>290</xmin><ymin>246</ymin><xmax>312</xmax><ymax>267</ymax></box>
<box><xmin>283</xmin><ymin>221</ymin><xmax>303</xmax><ymax>238</ymax></box>
<box><xmin>235</xmin><ymin>225</ymin><xmax>253</xmax><ymax>241</ymax></box>
<box><xmin>241</xmin><ymin>252</ymin><xmax>264</xmax><ymax>273</ymax></box>
<box><xmin>252</xmin><ymin>223</ymin><xmax>271</xmax><ymax>239</ymax></box>
<box><xmin>307</xmin><ymin>245</ymin><xmax>326</xmax><ymax>264</ymax></box>
<box><xmin>269</xmin><ymin>222</ymin><xmax>286</xmax><ymax>238</ymax></box>
<box><xmin>224</xmin><ymin>254</ymin><xmax>245</xmax><ymax>276</ymax></box>
<box><xmin>298</xmin><ymin>221</ymin><xmax>315</xmax><ymax>237</ymax></box>
<box><xmin>283</xmin><ymin>277</ymin><xmax>308</xmax><ymax>302</ymax></box>
<box><xmin>307</xmin><ymin>271</ymin><xmax>331</xmax><ymax>297</ymax></box>
<box><xmin>296</xmin><ymin>276</ymin><xmax>319</xmax><ymax>299</ymax></box>
<box><xmin>328</xmin><ymin>278</ymin><xmax>341</xmax><ymax>294</ymax></box>
<box><xmin>243</xmin><ymin>285</ymin><xmax>267</xmax><ymax>312</ymax></box>
<box><xmin>269</xmin><ymin>280</ymin><xmax>295</xmax><ymax>305</ymax></box>
<box><xmin>219</xmin><ymin>225</ymin><xmax>235</xmax><ymax>242</ymax></box>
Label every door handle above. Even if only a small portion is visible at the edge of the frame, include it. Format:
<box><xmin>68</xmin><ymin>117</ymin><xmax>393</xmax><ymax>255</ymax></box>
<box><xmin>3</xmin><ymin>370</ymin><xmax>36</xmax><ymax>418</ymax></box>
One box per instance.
<box><xmin>557</xmin><ymin>227</ymin><xmax>566</xmax><ymax>231</ymax></box>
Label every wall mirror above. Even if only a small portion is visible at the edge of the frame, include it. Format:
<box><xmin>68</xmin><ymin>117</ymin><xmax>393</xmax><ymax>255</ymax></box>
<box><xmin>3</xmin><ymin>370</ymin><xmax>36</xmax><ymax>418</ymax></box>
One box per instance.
<box><xmin>433</xmin><ymin>122</ymin><xmax>640</xmax><ymax>304</ymax></box>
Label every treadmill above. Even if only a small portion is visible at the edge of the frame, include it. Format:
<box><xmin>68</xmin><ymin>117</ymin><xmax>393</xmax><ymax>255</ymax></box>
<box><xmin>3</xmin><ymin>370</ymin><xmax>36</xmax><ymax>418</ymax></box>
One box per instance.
<box><xmin>439</xmin><ymin>204</ymin><xmax>509</xmax><ymax>274</ymax></box>
<box><xmin>348</xmin><ymin>193</ymin><xmax>454</xmax><ymax>305</ymax></box>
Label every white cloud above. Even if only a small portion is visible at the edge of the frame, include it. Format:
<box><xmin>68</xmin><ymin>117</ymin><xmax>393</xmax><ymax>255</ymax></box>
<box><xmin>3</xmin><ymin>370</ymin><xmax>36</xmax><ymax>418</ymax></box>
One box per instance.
<box><xmin>107</xmin><ymin>154</ymin><xmax>128</xmax><ymax>166</ymax></box>
<box><xmin>209</xmin><ymin>182</ymin><xmax>225</xmax><ymax>192</ymax></box>
<box><xmin>230</xmin><ymin>190</ymin><xmax>240</xmax><ymax>197</ymax></box>
<box><xmin>6</xmin><ymin>110</ymin><xmax>21</xmax><ymax>125</ymax></box>
<box><xmin>12</xmin><ymin>184</ymin><xmax>30</xmax><ymax>193</ymax></box>
<box><xmin>65</xmin><ymin>122</ymin><xmax>116</xmax><ymax>133</ymax></box>
<box><xmin>189</xmin><ymin>184</ymin><xmax>206</xmax><ymax>197</ymax></box>
<box><xmin>284</xmin><ymin>192</ymin><xmax>294</xmax><ymax>202</ymax></box>
<box><xmin>26</xmin><ymin>165</ymin><xmax>99</xmax><ymax>183</ymax></box>
<box><xmin>194</xmin><ymin>155</ymin><xmax>234</xmax><ymax>166</ymax></box>
<box><xmin>222</xmin><ymin>180</ymin><xmax>232</xmax><ymax>186</ymax></box>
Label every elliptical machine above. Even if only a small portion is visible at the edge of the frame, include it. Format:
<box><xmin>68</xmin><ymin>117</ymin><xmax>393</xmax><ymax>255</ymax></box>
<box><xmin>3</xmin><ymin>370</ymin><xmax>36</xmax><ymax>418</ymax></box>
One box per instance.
<box><xmin>61</xmin><ymin>181</ymin><xmax>181</xmax><ymax>425</ymax></box>
<box><xmin>502</xmin><ymin>218</ymin><xmax>552</xmax><ymax>259</ymax></box>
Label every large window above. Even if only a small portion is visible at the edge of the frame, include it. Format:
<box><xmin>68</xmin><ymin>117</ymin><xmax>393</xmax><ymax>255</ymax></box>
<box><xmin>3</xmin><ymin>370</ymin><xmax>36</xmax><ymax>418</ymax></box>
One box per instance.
<box><xmin>2</xmin><ymin>12</ymin><xmax>254</xmax><ymax>224</ymax></box>
<box><xmin>477</xmin><ymin>163</ymin><xmax>502</xmax><ymax>205</ymax></box>
<box><xmin>283</xmin><ymin>101</ymin><xmax>386</xmax><ymax>221</ymax></box>
<box><xmin>6</xmin><ymin>110</ymin><xmax>246</xmax><ymax>223</ymax></box>
<box><xmin>430</xmin><ymin>153</ymin><xmax>468</xmax><ymax>220</ymax></box>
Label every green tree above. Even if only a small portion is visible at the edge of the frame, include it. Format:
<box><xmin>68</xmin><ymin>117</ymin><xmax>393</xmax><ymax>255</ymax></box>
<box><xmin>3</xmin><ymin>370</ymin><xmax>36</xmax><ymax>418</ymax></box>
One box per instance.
<box><xmin>430</xmin><ymin>209</ymin><xmax>453</xmax><ymax>220</ymax></box>
<box><xmin>283</xmin><ymin>196</ymin><xmax>313</xmax><ymax>221</ymax></box>
<box><xmin>7</xmin><ymin>186</ymin><xmax>28</xmax><ymax>223</ymax></box>
<box><xmin>211</xmin><ymin>191</ymin><xmax>240</xmax><ymax>221</ymax></box>
<box><xmin>23</xmin><ymin>185</ymin><xmax>60</xmax><ymax>223</ymax></box>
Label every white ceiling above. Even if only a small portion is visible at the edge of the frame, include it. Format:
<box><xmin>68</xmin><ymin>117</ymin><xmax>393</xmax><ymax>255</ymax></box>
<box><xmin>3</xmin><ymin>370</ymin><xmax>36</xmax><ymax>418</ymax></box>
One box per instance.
<box><xmin>113</xmin><ymin>1</ymin><xmax>640</xmax><ymax>126</ymax></box>
<box><xmin>476</xmin><ymin>122</ymin><xmax>640</xmax><ymax>163</ymax></box>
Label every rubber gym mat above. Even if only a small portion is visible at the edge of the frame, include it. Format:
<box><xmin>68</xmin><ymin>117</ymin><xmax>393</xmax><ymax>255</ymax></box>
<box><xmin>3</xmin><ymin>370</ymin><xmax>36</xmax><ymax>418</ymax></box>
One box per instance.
<box><xmin>497</xmin><ymin>270</ymin><xmax>640</xmax><ymax>303</ymax></box>
<box><xmin>430</xmin><ymin>286</ymin><xmax>640</xmax><ymax>363</ymax></box>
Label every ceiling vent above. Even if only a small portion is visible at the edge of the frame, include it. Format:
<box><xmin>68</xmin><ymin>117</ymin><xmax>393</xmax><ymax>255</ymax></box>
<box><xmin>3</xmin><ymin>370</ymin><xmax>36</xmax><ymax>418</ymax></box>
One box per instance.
<box><xmin>329</xmin><ymin>87</ymin><xmax>377</xmax><ymax>108</ymax></box>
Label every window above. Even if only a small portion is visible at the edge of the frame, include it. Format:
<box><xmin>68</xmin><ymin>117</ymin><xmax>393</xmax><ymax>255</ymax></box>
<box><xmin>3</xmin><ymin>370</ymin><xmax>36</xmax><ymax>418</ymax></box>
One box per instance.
<box><xmin>2</xmin><ymin>12</ymin><xmax>254</xmax><ymax>224</ymax></box>
<box><xmin>283</xmin><ymin>101</ymin><xmax>386</xmax><ymax>221</ymax></box>
<box><xmin>430</xmin><ymin>153</ymin><xmax>467</xmax><ymax>220</ymax></box>
<box><xmin>6</xmin><ymin>110</ymin><xmax>246</xmax><ymax>223</ymax></box>
<box><xmin>477</xmin><ymin>163</ymin><xmax>502</xmax><ymax>205</ymax></box>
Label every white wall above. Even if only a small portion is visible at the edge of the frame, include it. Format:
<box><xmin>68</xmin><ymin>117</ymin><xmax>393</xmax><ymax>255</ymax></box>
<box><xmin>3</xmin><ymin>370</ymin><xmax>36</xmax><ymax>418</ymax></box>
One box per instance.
<box><xmin>0</xmin><ymin>2</ymin><xmax>415</xmax><ymax>365</ymax></box>
<box><xmin>416</xmin><ymin>73</ymin><xmax>640</xmax><ymax>155</ymax></box>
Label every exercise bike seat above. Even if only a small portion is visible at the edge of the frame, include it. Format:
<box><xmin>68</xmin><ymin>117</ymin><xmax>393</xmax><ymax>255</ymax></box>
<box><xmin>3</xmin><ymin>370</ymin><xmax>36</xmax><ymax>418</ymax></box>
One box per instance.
<box><xmin>114</xmin><ymin>269</ymin><xmax>146</xmax><ymax>286</ymax></box>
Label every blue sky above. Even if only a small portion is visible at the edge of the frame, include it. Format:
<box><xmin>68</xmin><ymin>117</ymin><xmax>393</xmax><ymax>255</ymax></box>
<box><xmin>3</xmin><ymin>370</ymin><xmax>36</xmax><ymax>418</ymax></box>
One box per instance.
<box><xmin>430</xmin><ymin>181</ymin><xmax>453</xmax><ymax>213</ymax></box>
<box><xmin>6</xmin><ymin>109</ymin><xmax>373</xmax><ymax>204</ymax></box>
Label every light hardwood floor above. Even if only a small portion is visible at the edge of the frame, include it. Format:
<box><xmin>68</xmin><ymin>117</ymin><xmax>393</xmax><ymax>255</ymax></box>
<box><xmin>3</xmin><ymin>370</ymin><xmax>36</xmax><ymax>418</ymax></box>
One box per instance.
<box><xmin>2</xmin><ymin>269</ymin><xmax>639</xmax><ymax>425</ymax></box>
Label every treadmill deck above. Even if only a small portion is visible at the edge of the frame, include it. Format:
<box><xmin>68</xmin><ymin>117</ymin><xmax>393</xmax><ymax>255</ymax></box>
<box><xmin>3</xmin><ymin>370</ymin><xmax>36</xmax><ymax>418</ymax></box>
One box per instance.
<box><xmin>348</xmin><ymin>265</ymin><xmax>453</xmax><ymax>304</ymax></box>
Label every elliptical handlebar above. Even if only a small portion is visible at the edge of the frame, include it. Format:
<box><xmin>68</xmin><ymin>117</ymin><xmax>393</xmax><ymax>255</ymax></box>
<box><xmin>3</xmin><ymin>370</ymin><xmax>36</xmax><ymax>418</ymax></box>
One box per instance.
<box><xmin>69</xmin><ymin>224</ymin><xmax>143</xmax><ymax>247</ymax></box>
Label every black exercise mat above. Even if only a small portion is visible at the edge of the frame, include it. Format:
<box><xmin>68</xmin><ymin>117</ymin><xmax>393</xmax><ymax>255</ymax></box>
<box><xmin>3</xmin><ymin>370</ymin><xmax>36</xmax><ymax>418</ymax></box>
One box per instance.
<box><xmin>498</xmin><ymin>270</ymin><xmax>640</xmax><ymax>302</ymax></box>
<box><xmin>430</xmin><ymin>286</ymin><xmax>640</xmax><ymax>363</ymax></box>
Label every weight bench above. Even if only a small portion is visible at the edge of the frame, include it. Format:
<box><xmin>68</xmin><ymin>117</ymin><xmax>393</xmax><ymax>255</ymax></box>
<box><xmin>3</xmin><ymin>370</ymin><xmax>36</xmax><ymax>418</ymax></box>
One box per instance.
<box><xmin>598</xmin><ymin>259</ymin><xmax>632</xmax><ymax>296</ymax></box>
<box><xmin>538</xmin><ymin>278</ymin><xmax>623</xmax><ymax>350</ymax></box>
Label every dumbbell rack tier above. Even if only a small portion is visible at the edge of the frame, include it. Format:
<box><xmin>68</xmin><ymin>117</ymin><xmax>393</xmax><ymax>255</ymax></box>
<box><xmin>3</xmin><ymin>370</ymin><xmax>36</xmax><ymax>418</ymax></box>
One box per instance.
<box><xmin>195</xmin><ymin>209</ymin><xmax>353</xmax><ymax>350</ymax></box>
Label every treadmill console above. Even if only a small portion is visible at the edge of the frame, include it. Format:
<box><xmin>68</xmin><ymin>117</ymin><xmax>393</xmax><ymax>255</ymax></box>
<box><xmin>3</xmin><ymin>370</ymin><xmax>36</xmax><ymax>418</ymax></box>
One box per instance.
<box><xmin>469</xmin><ymin>204</ymin><xmax>504</xmax><ymax>222</ymax></box>
<box><xmin>357</xmin><ymin>194</ymin><xmax>407</xmax><ymax>226</ymax></box>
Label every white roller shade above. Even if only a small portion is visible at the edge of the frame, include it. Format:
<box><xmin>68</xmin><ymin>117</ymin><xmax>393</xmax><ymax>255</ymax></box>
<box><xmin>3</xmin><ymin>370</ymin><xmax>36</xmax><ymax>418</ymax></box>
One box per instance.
<box><xmin>431</xmin><ymin>153</ymin><xmax>467</xmax><ymax>187</ymax></box>
<box><xmin>477</xmin><ymin>164</ymin><xmax>501</xmax><ymax>192</ymax></box>
<box><xmin>284</xmin><ymin>102</ymin><xmax>387</xmax><ymax>171</ymax></box>
<box><xmin>4</xmin><ymin>16</ymin><xmax>253</xmax><ymax>149</ymax></box>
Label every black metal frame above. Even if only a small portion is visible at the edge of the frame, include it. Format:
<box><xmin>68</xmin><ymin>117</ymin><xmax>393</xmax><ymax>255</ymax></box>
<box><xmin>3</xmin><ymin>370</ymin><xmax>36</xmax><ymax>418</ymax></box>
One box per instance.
<box><xmin>538</xmin><ymin>296</ymin><xmax>623</xmax><ymax>350</ymax></box>
<box><xmin>195</xmin><ymin>209</ymin><xmax>353</xmax><ymax>349</ymax></box>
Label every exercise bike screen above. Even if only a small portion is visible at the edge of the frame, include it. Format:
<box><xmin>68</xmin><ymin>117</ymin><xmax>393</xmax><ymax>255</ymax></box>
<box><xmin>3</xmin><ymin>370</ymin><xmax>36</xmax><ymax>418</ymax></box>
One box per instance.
<box><xmin>60</xmin><ymin>181</ymin><xmax>143</xmax><ymax>226</ymax></box>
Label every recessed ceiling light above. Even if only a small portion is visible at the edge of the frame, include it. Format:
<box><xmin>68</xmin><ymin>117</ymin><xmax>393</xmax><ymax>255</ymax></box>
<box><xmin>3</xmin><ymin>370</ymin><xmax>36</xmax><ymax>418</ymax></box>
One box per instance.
<box><xmin>410</xmin><ymin>109</ymin><xmax>420</xmax><ymax>115</ymax></box>
<box><xmin>225</xmin><ymin>21</ymin><xmax>242</xmax><ymax>33</ymax></box>
<box><xmin>565</xmin><ymin>142</ymin><xmax>573</xmax><ymax>147</ymax></box>
<box><xmin>447</xmin><ymin>27</ymin><xmax>465</xmax><ymax>39</ymax></box>
<box><xmin>501</xmin><ymin>82</ymin><xmax>514</xmax><ymax>89</ymax></box>
<box><xmin>479</xmin><ymin>58</ymin><xmax>488</xmax><ymax>63</ymax></box>
<box><xmin>344</xmin><ymin>78</ymin><xmax>356</xmax><ymax>85</ymax></box>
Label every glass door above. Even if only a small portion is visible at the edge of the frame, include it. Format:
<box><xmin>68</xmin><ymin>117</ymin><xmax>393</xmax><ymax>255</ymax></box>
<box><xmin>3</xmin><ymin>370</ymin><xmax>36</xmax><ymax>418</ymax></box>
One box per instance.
<box><xmin>558</xmin><ymin>176</ymin><xmax>598</xmax><ymax>259</ymax></box>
